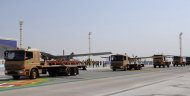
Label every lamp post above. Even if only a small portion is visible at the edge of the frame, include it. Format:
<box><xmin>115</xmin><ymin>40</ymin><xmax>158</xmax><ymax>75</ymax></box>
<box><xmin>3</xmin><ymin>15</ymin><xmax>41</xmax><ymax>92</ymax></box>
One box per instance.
<box><xmin>19</xmin><ymin>21</ymin><xmax>23</xmax><ymax>49</ymax></box>
<box><xmin>179</xmin><ymin>32</ymin><xmax>183</xmax><ymax>57</ymax></box>
<box><xmin>88</xmin><ymin>32</ymin><xmax>92</xmax><ymax>65</ymax></box>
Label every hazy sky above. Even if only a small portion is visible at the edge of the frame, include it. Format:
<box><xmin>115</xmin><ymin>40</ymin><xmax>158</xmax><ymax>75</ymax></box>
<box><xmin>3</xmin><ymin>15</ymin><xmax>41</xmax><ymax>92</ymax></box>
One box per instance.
<box><xmin>0</xmin><ymin>0</ymin><xmax>190</xmax><ymax>58</ymax></box>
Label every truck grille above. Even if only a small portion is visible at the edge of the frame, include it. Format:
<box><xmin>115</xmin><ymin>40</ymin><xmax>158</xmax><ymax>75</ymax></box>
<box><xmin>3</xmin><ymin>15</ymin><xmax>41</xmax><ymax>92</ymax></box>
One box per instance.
<box><xmin>5</xmin><ymin>64</ymin><xmax>24</xmax><ymax>70</ymax></box>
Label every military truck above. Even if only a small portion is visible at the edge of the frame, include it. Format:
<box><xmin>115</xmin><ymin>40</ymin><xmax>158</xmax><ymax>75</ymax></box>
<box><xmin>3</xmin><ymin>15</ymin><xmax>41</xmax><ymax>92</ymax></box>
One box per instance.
<box><xmin>110</xmin><ymin>54</ymin><xmax>144</xmax><ymax>71</ymax></box>
<box><xmin>4</xmin><ymin>49</ymin><xmax>79</xmax><ymax>79</ymax></box>
<box><xmin>173</xmin><ymin>56</ymin><xmax>185</xmax><ymax>67</ymax></box>
<box><xmin>153</xmin><ymin>55</ymin><xmax>170</xmax><ymax>68</ymax></box>
<box><xmin>186</xmin><ymin>57</ymin><xmax>190</xmax><ymax>65</ymax></box>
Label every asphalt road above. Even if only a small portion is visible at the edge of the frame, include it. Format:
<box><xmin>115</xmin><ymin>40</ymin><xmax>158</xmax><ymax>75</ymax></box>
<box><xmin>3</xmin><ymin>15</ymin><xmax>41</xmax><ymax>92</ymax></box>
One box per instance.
<box><xmin>0</xmin><ymin>65</ymin><xmax>190</xmax><ymax>96</ymax></box>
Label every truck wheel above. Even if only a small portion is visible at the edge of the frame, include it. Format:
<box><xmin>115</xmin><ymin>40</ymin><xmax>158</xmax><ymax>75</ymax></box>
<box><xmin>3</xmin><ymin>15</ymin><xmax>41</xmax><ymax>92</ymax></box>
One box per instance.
<box><xmin>163</xmin><ymin>65</ymin><xmax>165</xmax><ymax>68</ymax></box>
<box><xmin>48</xmin><ymin>70</ymin><xmax>57</xmax><ymax>77</ymax></box>
<box><xmin>153</xmin><ymin>65</ymin><xmax>156</xmax><ymax>68</ymax></box>
<box><xmin>76</xmin><ymin>68</ymin><xmax>79</xmax><ymax>75</ymax></box>
<box><xmin>159</xmin><ymin>65</ymin><xmax>161</xmax><ymax>68</ymax></box>
<box><xmin>123</xmin><ymin>67</ymin><xmax>127</xmax><ymax>71</ymax></box>
<box><xmin>65</xmin><ymin>68</ymin><xmax>71</xmax><ymax>76</ymax></box>
<box><xmin>29</xmin><ymin>69</ymin><xmax>38</xmax><ymax>79</ymax></box>
<box><xmin>138</xmin><ymin>65</ymin><xmax>142</xmax><ymax>70</ymax></box>
<box><xmin>127</xmin><ymin>67</ymin><xmax>132</xmax><ymax>70</ymax></box>
<box><xmin>82</xmin><ymin>66</ymin><xmax>87</xmax><ymax>70</ymax></box>
<box><xmin>167</xmin><ymin>65</ymin><xmax>170</xmax><ymax>68</ymax></box>
<box><xmin>70</xmin><ymin>67</ymin><xmax>78</xmax><ymax>76</ymax></box>
<box><xmin>113</xmin><ymin>68</ymin><xmax>116</xmax><ymax>71</ymax></box>
<box><xmin>13</xmin><ymin>76</ymin><xmax>20</xmax><ymax>80</ymax></box>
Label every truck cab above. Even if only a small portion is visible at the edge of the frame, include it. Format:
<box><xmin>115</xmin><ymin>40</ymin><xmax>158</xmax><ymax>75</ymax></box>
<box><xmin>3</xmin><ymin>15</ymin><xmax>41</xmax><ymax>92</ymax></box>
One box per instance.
<box><xmin>153</xmin><ymin>55</ymin><xmax>170</xmax><ymax>68</ymax></box>
<box><xmin>173</xmin><ymin>56</ymin><xmax>185</xmax><ymax>66</ymax></box>
<box><xmin>110</xmin><ymin>55</ymin><xmax>129</xmax><ymax>71</ymax></box>
<box><xmin>186</xmin><ymin>57</ymin><xmax>190</xmax><ymax>65</ymax></box>
<box><xmin>4</xmin><ymin>49</ymin><xmax>41</xmax><ymax>79</ymax></box>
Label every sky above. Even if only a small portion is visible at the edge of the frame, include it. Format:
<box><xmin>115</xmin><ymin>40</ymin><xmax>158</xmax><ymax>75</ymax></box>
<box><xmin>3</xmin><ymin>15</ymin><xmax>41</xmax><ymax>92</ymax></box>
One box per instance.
<box><xmin>0</xmin><ymin>0</ymin><xmax>190</xmax><ymax>59</ymax></box>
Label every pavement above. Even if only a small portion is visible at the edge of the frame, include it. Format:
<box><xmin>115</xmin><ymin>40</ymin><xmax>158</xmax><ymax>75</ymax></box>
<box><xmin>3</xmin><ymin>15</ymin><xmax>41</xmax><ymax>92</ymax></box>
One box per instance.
<box><xmin>0</xmin><ymin>65</ymin><xmax>190</xmax><ymax>96</ymax></box>
<box><xmin>111</xmin><ymin>72</ymin><xmax>190</xmax><ymax>96</ymax></box>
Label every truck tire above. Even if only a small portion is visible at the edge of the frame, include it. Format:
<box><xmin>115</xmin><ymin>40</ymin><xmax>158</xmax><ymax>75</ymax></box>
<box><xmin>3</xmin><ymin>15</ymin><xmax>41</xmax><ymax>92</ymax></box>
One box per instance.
<box><xmin>70</xmin><ymin>67</ymin><xmax>78</xmax><ymax>76</ymax></box>
<box><xmin>48</xmin><ymin>69</ymin><xmax>57</xmax><ymax>77</ymax></box>
<box><xmin>123</xmin><ymin>67</ymin><xmax>127</xmax><ymax>71</ymax></box>
<box><xmin>167</xmin><ymin>65</ymin><xmax>170</xmax><ymax>68</ymax></box>
<box><xmin>163</xmin><ymin>65</ymin><xmax>165</xmax><ymax>68</ymax></box>
<box><xmin>138</xmin><ymin>65</ymin><xmax>142</xmax><ymax>70</ymax></box>
<box><xmin>134</xmin><ymin>67</ymin><xmax>138</xmax><ymax>70</ymax></box>
<box><xmin>82</xmin><ymin>66</ymin><xmax>87</xmax><ymax>70</ymax></box>
<box><xmin>127</xmin><ymin>67</ymin><xmax>132</xmax><ymax>70</ymax></box>
<box><xmin>153</xmin><ymin>65</ymin><xmax>156</xmax><ymax>68</ymax></box>
<box><xmin>112</xmin><ymin>68</ymin><xmax>116</xmax><ymax>71</ymax></box>
<box><xmin>29</xmin><ymin>69</ymin><xmax>38</xmax><ymax>79</ymax></box>
<box><xmin>76</xmin><ymin>68</ymin><xmax>79</xmax><ymax>75</ymax></box>
<box><xmin>13</xmin><ymin>76</ymin><xmax>20</xmax><ymax>80</ymax></box>
<box><xmin>65</xmin><ymin>68</ymin><xmax>71</xmax><ymax>76</ymax></box>
<box><xmin>159</xmin><ymin>65</ymin><xmax>161</xmax><ymax>68</ymax></box>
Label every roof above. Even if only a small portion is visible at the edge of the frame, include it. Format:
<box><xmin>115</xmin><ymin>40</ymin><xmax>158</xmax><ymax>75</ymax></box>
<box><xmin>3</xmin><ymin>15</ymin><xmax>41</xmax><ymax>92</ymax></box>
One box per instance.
<box><xmin>0</xmin><ymin>37</ymin><xmax>17</xmax><ymax>41</ymax></box>
<box><xmin>27</xmin><ymin>49</ymin><xmax>40</xmax><ymax>51</ymax></box>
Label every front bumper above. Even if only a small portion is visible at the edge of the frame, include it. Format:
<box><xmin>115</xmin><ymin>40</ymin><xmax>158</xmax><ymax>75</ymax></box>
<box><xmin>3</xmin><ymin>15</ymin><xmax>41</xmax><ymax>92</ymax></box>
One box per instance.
<box><xmin>111</xmin><ymin>66</ymin><xmax>124</xmax><ymax>69</ymax></box>
<box><xmin>5</xmin><ymin>70</ymin><xmax>28</xmax><ymax>76</ymax></box>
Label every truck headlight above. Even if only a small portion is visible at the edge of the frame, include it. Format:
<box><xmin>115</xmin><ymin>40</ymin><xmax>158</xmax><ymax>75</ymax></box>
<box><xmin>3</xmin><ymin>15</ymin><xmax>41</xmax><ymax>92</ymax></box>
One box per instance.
<box><xmin>18</xmin><ymin>70</ymin><xmax>23</xmax><ymax>74</ymax></box>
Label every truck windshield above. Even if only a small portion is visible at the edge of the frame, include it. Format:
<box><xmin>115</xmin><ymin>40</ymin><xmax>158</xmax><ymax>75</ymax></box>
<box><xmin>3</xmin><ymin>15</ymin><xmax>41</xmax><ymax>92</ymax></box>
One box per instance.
<box><xmin>174</xmin><ymin>57</ymin><xmax>180</xmax><ymax>60</ymax></box>
<box><xmin>4</xmin><ymin>51</ymin><xmax>25</xmax><ymax>61</ymax></box>
<box><xmin>111</xmin><ymin>55</ymin><xmax>124</xmax><ymax>61</ymax></box>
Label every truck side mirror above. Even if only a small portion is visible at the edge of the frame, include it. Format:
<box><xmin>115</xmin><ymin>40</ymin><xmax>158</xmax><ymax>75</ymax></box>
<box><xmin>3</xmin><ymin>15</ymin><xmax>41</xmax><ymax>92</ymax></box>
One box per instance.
<box><xmin>4</xmin><ymin>51</ymin><xmax>7</xmax><ymax>59</ymax></box>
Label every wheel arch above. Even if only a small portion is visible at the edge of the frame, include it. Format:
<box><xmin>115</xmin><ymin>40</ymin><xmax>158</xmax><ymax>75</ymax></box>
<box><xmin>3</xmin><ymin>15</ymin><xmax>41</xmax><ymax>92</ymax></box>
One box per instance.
<box><xmin>29</xmin><ymin>67</ymin><xmax>39</xmax><ymax>77</ymax></box>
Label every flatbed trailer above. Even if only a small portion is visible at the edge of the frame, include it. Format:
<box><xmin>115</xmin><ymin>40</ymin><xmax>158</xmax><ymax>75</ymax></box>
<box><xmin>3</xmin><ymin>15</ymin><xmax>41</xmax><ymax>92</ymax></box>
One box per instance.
<box><xmin>46</xmin><ymin>60</ymin><xmax>87</xmax><ymax>70</ymax></box>
<box><xmin>37</xmin><ymin>65</ymin><xmax>79</xmax><ymax>77</ymax></box>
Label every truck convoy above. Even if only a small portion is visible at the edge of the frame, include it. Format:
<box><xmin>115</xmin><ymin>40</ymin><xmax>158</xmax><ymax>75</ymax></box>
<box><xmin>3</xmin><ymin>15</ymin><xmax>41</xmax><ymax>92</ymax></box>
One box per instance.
<box><xmin>3</xmin><ymin>48</ymin><xmax>190</xmax><ymax>79</ymax></box>
<box><xmin>153</xmin><ymin>55</ymin><xmax>170</xmax><ymax>68</ymax></box>
<box><xmin>4</xmin><ymin>49</ymin><xmax>82</xmax><ymax>79</ymax></box>
<box><xmin>110</xmin><ymin>54</ymin><xmax>144</xmax><ymax>71</ymax></box>
<box><xmin>173</xmin><ymin>56</ymin><xmax>185</xmax><ymax>67</ymax></box>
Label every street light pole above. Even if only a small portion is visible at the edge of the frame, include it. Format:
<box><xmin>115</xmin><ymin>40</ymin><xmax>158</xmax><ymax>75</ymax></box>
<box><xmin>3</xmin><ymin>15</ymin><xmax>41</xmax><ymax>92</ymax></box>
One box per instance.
<box><xmin>179</xmin><ymin>32</ymin><xmax>183</xmax><ymax>57</ymax></box>
<box><xmin>88</xmin><ymin>32</ymin><xmax>92</xmax><ymax>65</ymax></box>
<box><xmin>19</xmin><ymin>21</ymin><xmax>23</xmax><ymax>49</ymax></box>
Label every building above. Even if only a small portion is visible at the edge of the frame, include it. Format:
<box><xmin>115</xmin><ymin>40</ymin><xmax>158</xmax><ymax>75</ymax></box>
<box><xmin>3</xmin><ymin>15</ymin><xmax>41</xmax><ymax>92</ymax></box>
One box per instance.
<box><xmin>0</xmin><ymin>38</ymin><xmax>17</xmax><ymax>59</ymax></box>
